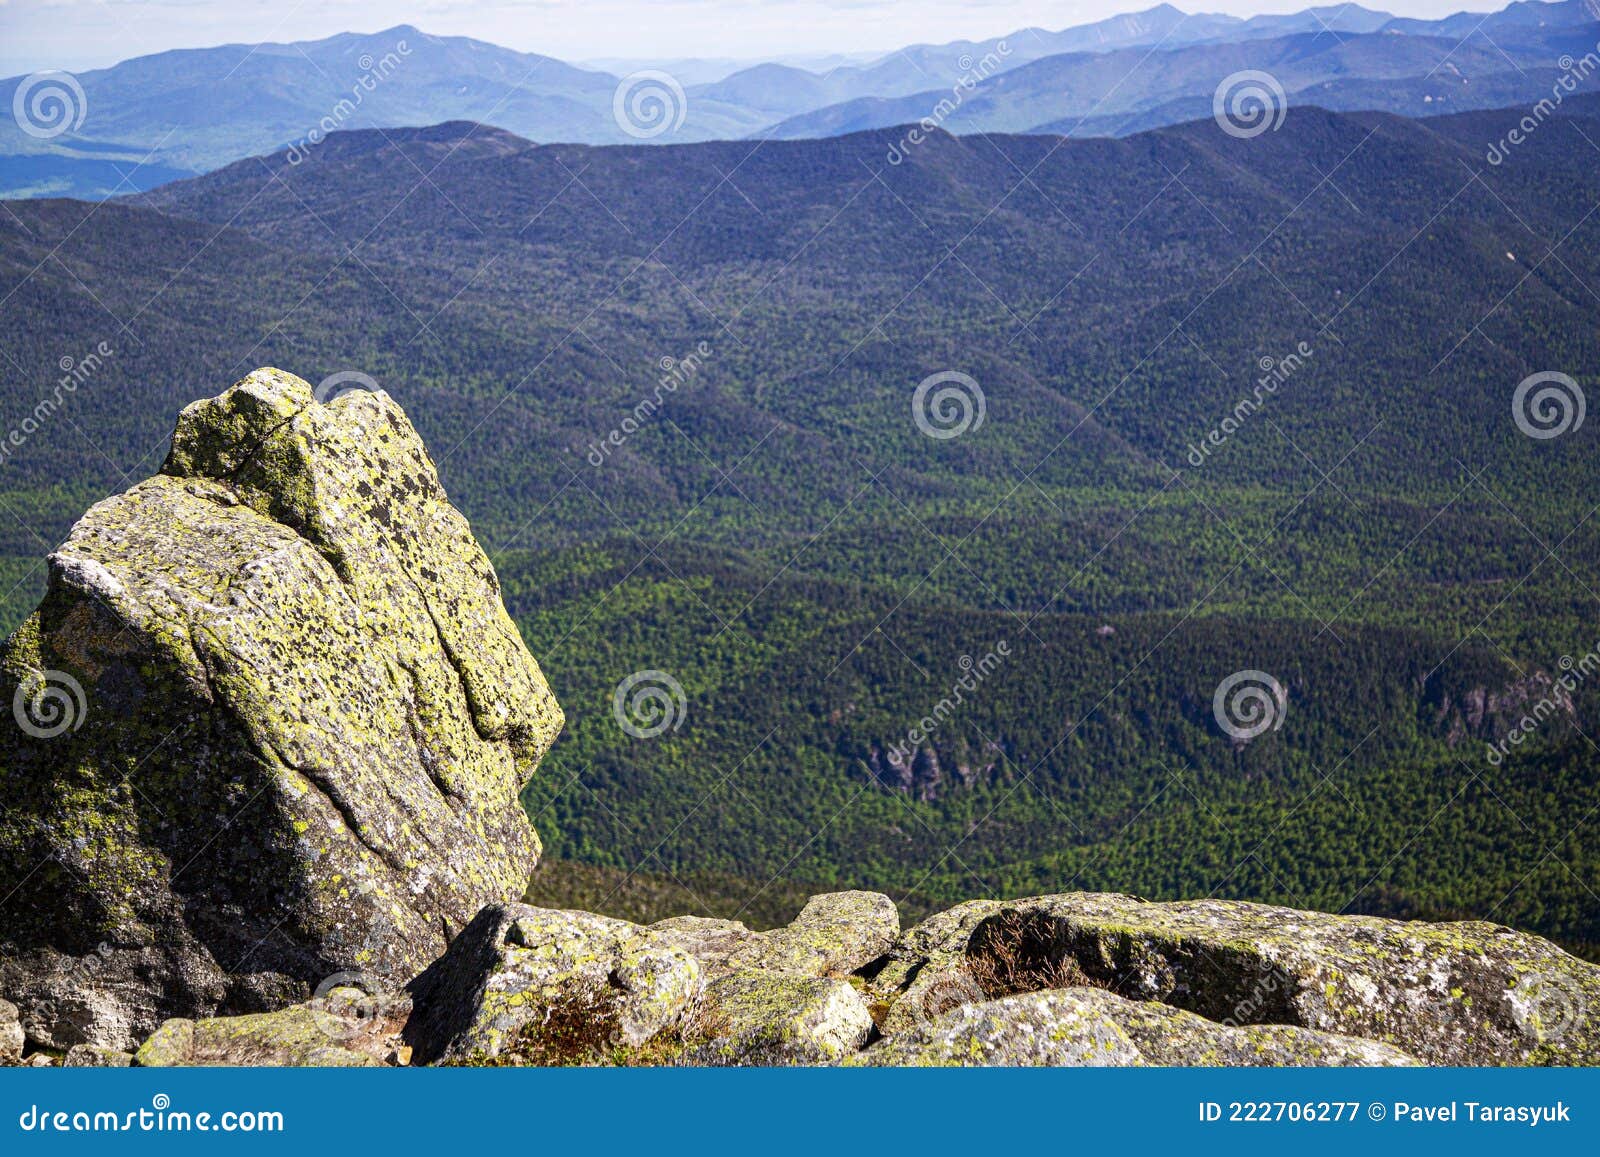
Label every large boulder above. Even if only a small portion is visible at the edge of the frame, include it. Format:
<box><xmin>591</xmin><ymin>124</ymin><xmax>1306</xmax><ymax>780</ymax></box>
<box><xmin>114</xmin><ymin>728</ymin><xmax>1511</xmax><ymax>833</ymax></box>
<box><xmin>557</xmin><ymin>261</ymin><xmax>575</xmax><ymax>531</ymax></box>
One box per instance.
<box><xmin>871</xmin><ymin>893</ymin><xmax>1600</xmax><ymax>1065</ymax></box>
<box><xmin>0</xmin><ymin>369</ymin><xmax>563</xmax><ymax>1051</ymax></box>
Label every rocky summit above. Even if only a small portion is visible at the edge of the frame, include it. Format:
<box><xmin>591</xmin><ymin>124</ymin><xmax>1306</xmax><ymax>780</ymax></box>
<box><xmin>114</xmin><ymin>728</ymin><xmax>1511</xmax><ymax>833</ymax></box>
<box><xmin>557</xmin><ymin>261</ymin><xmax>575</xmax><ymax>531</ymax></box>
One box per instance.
<box><xmin>2</xmin><ymin>371</ymin><xmax>1599</xmax><ymax>1067</ymax></box>
<box><xmin>0</xmin><ymin>369</ymin><xmax>562</xmax><ymax>1051</ymax></box>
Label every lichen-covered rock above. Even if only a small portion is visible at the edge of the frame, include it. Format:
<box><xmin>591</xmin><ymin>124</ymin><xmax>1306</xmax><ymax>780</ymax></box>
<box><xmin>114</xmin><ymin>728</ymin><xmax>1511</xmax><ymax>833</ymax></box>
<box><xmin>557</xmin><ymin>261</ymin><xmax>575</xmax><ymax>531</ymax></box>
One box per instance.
<box><xmin>647</xmin><ymin>916</ymin><xmax>764</xmax><ymax>976</ymax></box>
<box><xmin>863</xmin><ymin>989</ymin><xmax>1146</xmax><ymax>1067</ymax></box>
<box><xmin>0</xmin><ymin>369</ymin><xmax>563</xmax><ymax>1050</ymax></box>
<box><xmin>690</xmin><ymin>970</ymin><xmax>874</xmax><ymax>1065</ymax></box>
<box><xmin>132</xmin><ymin>977</ymin><xmax>410</xmax><ymax>1067</ymax></box>
<box><xmin>1084</xmin><ymin>990</ymin><xmax>1419</xmax><ymax>1066</ymax></box>
<box><xmin>62</xmin><ymin>1044</ymin><xmax>133</xmax><ymax>1067</ymax></box>
<box><xmin>871</xmin><ymin>898</ymin><xmax>1007</xmax><ymax>1035</ymax></box>
<box><xmin>405</xmin><ymin>904</ymin><xmax>701</xmax><ymax>1065</ymax></box>
<box><xmin>135</xmin><ymin>1009</ymin><xmax>374</xmax><ymax>1067</ymax></box>
<box><xmin>1</xmin><ymin>997</ymin><xmax>23</xmax><ymax>1064</ymax></box>
<box><xmin>875</xmin><ymin>893</ymin><xmax>1600</xmax><ymax>1065</ymax></box>
<box><xmin>861</xmin><ymin>987</ymin><xmax>1417</xmax><ymax>1067</ymax></box>
<box><xmin>650</xmin><ymin>891</ymin><xmax>898</xmax><ymax>981</ymax></box>
<box><xmin>734</xmin><ymin>891</ymin><xmax>898</xmax><ymax>976</ymax></box>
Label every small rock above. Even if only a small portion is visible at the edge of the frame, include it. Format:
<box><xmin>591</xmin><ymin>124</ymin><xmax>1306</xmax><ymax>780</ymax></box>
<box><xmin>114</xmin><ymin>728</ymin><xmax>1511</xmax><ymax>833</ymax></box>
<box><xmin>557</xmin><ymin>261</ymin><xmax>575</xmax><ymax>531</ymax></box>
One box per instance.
<box><xmin>735</xmin><ymin>891</ymin><xmax>899</xmax><ymax>977</ymax></box>
<box><xmin>651</xmin><ymin>893</ymin><xmax>899</xmax><ymax>982</ymax></box>
<box><xmin>133</xmin><ymin>1007</ymin><xmax>383</xmax><ymax>1067</ymax></box>
<box><xmin>1102</xmin><ymin>994</ymin><xmax>1418</xmax><ymax>1066</ymax></box>
<box><xmin>0</xmin><ymin>998</ymin><xmax>23</xmax><ymax>1065</ymax></box>
<box><xmin>647</xmin><ymin>916</ymin><xmax>763</xmax><ymax>975</ymax></box>
<box><xmin>863</xmin><ymin>989</ymin><xmax>1146</xmax><ymax>1067</ymax></box>
<box><xmin>63</xmin><ymin>1044</ymin><xmax>133</xmax><ymax>1067</ymax></box>
<box><xmin>405</xmin><ymin>904</ymin><xmax>701</xmax><ymax>1065</ymax></box>
<box><xmin>691</xmin><ymin>970</ymin><xmax>874</xmax><ymax>1065</ymax></box>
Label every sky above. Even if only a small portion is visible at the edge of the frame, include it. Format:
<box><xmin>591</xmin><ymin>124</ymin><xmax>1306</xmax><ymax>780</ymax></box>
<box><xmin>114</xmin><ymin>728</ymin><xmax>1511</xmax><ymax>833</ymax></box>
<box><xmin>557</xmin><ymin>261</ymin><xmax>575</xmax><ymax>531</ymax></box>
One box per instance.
<box><xmin>0</xmin><ymin>0</ymin><xmax>1509</xmax><ymax>76</ymax></box>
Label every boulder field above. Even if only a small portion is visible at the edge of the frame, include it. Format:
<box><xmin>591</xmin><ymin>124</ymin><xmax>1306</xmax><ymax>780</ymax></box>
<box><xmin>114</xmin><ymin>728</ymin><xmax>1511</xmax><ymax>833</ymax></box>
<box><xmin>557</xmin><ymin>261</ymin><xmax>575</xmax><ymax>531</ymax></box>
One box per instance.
<box><xmin>1</xmin><ymin>371</ymin><xmax>1595</xmax><ymax>1066</ymax></box>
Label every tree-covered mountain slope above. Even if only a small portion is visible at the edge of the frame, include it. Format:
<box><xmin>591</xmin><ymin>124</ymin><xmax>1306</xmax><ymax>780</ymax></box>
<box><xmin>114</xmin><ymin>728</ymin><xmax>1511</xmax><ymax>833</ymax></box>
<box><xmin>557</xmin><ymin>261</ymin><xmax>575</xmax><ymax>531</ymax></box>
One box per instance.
<box><xmin>1</xmin><ymin>99</ymin><xmax>1597</xmax><ymax>954</ymax></box>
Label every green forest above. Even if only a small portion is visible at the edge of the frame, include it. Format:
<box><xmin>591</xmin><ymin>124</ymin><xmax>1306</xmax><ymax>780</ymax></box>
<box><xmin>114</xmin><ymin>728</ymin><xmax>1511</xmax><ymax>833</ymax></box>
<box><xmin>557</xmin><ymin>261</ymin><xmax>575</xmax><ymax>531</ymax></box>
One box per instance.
<box><xmin>2</xmin><ymin>98</ymin><xmax>1598</xmax><ymax>956</ymax></box>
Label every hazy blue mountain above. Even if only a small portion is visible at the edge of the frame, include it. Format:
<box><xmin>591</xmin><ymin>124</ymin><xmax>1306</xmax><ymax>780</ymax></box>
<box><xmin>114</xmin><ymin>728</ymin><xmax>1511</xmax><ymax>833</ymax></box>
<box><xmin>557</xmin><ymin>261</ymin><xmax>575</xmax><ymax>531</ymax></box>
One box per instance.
<box><xmin>5</xmin><ymin>2</ymin><xmax>1598</xmax><ymax>201</ymax></box>
<box><xmin>688</xmin><ymin>5</ymin><xmax>1249</xmax><ymax>120</ymax></box>
<box><xmin>767</xmin><ymin>25</ymin><xmax>1598</xmax><ymax>139</ymax></box>
<box><xmin>0</xmin><ymin>24</ymin><xmax>764</xmax><ymax>199</ymax></box>
<box><xmin>1382</xmin><ymin>0</ymin><xmax>1600</xmax><ymax>35</ymax></box>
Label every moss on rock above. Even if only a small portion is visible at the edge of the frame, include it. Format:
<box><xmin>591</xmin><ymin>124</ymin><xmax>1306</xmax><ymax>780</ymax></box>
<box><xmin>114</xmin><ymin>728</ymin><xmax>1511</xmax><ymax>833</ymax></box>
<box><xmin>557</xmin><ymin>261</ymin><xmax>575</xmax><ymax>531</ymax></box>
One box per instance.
<box><xmin>873</xmin><ymin>893</ymin><xmax>1600</xmax><ymax>1065</ymax></box>
<box><xmin>0</xmin><ymin>369</ymin><xmax>563</xmax><ymax>1050</ymax></box>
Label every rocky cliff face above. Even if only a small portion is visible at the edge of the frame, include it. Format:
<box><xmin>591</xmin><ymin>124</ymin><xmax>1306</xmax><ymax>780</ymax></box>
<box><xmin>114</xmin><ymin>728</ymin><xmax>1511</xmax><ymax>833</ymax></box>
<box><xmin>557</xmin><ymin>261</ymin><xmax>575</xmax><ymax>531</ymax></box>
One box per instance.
<box><xmin>2</xmin><ymin>371</ymin><xmax>1597</xmax><ymax>1068</ymax></box>
<box><xmin>0</xmin><ymin>369</ymin><xmax>562</xmax><ymax>1050</ymax></box>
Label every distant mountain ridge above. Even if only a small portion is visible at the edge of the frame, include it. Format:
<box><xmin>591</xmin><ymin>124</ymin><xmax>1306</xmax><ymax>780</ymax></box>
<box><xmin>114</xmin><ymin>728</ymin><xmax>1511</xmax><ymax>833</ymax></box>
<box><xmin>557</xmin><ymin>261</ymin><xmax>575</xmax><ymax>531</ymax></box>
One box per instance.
<box><xmin>3</xmin><ymin>1</ymin><xmax>1600</xmax><ymax>198</ymax></box>
<box><xmin>769</xmin><ymin>22</ymin><xmax>1600</xmax><ymax>139</ymax></box>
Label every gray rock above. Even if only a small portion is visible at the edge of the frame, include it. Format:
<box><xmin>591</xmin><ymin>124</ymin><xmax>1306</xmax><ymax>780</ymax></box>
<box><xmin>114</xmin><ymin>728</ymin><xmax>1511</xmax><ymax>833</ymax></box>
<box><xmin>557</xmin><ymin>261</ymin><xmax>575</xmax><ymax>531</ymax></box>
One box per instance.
<box><xmin>651</xmin><ymin>891</ymin><xmax>899</xmax><ymax>981</ymax></box>
<box><xmin>135</xmin><ymin>1011</ymin><xmax>377</xmax><ymax>1068</ymax></box>
<box><xmin>646</xmin><ymin>916</ymin><xmax>763</xmax><ymax>975</ymax></box>
<box><xmin>862</xmin><ymin>987</ymin><xmax>1418</xmax><ymax>1067</ymax></box>
<box><xmin>874</xmin><ymin>893</ymin><xmax>1600</xmax><ymax>1065</ymax></box>
<box><xmin>63</xmin><ymin>1044</ymin><xmax>133</xmax><ymax>1067</ymax></box>
<box><xmin>690</xmin><ymin>970</ymin><xmax>875</xmax><ymax>1065</ymax></box>
<box><xmin>1084</xmin><ymin>989</ymin><xmax>1419</xmax><ymax>1066</ymax></box>
<box><xmin>0</xmin><ymin>369</ymin><xmax>563</xmax><ymax>1050</ymax></box>
<box><xmin>405</xmin><ymin>904</ymin><xmax>701</xmax><ymax>1065</ymax></box>
<box><xmin>0</xmin><ymin>997</ymin><xmax>23</xmax><ymax>1064</ymax></box>
<box><xmin>733</xmin><ymin>891</ymin><xmax>899</xmax><ymax>977</ymax></box>
<box><xmin>863</xmin><ymin>989</ymin><xmax>1147</xmax><ymax>1067</ymax></box>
